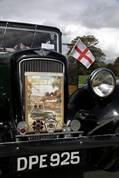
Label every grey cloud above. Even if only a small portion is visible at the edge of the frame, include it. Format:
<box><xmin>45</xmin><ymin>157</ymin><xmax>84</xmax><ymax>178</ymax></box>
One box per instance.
<box><xmin>79</xmin><ymin>0</ymin><xmax>119</xmax><ymax>28</ymax></box>
<box><xmin>0</xmin><ymin>0</ymin><xmax>119</xmax><ymax>29</ymax></box>
<box><xmin>0</xmin><ymin>0</ymin><xmax>119</xmax><ymax>60</ymax></box>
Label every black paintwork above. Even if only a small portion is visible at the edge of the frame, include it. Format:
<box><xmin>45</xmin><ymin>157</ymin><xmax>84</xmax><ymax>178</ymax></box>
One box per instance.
<box><xmin>0</xmin><ymin>21</ymin><xmax>119</xmax><ymax>176</ymax></box>
<box><xmin>68</xmin><ymin>81</ymin><xmax>119</xmax><ymax>171</ymax></box>
<box><xmin>68</xmin><ymin>84</ymin><xmax>119</xmax><ymax>135</ymax></box>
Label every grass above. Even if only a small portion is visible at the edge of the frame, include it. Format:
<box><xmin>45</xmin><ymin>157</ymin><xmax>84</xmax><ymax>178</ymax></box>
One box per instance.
<box><xmin>78</xmin><ymin>75</ymin><xmax>89</xmax><ymax>86</ymax></box>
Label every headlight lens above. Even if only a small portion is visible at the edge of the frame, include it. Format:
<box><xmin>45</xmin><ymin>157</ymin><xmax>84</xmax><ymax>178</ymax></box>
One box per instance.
<box><xmin>90</xmin><ymin>68</ymin><xmax>116</xmax><ymax>97</ymax></box>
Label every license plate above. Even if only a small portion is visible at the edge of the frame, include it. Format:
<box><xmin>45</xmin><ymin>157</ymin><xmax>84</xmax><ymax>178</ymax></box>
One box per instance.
<box><xmin>17</xmin><ymin>151</ymin><xmax>80</xmax><ymax>172</ymax></box>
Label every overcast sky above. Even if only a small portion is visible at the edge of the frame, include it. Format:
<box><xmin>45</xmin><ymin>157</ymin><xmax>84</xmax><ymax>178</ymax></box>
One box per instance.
<box><xmin>0</xmin><ymin>0</ymin><xmax>119</xmax><ymax>62</ymax></box>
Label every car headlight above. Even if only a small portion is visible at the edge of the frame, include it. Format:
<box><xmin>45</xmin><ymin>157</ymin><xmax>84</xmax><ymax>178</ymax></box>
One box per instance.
<box><xmin>17</xmin><ymin>121</ymin><xmax>28</xmax><ymax>135</ymax></box>
<box><xmin>89</xmin><ymin>68</ymin><xmax>116</xmax><ymax>97</ymax></box>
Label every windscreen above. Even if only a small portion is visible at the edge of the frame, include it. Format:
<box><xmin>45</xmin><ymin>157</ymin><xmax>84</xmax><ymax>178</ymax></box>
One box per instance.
<box><xmin>0</xmin><ymin>25</ymin><xmax>59</xmax><ymax>53</ymax></box>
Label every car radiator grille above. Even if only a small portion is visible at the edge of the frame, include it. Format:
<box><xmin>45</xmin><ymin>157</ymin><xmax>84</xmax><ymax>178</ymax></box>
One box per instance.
<box><xmin>19</xmin><ymin>58</ymin><xmax>64</xmax><ymax>77</ymax></box>
<box><xmin>18</xmin><ymin>57</ymin><xmax>64</xmax><ymax>116</ymax></box>
<box><xmin>19</xmin><ymin>58</ymin><xmax>64</xmax><ymax>92</ymax></box>
<box><xmin>17</xmin><ymin>58</ymin><xmax>65</xmax><ymax>137</ymax></box>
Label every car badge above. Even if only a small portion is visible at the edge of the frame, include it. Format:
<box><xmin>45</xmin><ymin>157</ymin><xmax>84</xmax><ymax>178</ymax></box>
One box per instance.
<box><xmin>45</xmin><ymin>118</ymin><xmax>57</xmax><ymax>133</ymax></box>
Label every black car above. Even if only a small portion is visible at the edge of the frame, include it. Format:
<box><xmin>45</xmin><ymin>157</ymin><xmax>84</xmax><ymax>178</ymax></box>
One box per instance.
<box><xmin>0</xmin><ymin>21</ymin><xmax>119</xmax><ymax>176</ymax></box>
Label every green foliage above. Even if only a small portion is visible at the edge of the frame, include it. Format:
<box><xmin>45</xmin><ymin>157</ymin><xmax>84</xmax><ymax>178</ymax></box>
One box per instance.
<box><xmin>67</xmin><ymin>34</ymin><xmax>119</xmax><ymax>86</ymax></box>
<box><xmin>67</xmin><ymin>35</ymin><xmax>106</xmax><ymax>83</ymax></box>
<box><xmin>107</xmin><ymin>57</ymin><xmax>119</xmax><ymax>76</ymax></box>
<box><xmin>80</xmin><ymin>35</ymin><xmax>99</xmax><ymax>47</ymax></box>
<box><xmin>79</xmin><ymin>75</ymin><xmax>88</xmax><ymax>85</ymax></box>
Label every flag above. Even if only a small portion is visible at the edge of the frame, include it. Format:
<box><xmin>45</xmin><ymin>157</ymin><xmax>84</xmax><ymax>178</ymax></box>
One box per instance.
<box><xmin>70</xmin><ymin>38</ymin><xmax>95</xmax><ymax>68</ymax></box>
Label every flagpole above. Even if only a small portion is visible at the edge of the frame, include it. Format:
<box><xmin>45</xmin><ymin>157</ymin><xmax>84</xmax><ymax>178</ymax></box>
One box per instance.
<box><xmin>67</xmin><ymin>38</ymin><xmax>80</xmax><ymax>58</ymax></box>
<box><xmin>67</xmin><ymin>38</ymin><xmax>80</xmax><ymax>91</ymax></box>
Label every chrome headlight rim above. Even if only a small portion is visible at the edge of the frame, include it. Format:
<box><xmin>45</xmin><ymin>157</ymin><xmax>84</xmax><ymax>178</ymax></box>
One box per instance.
<box><xmin>89</xmin><ymin>68</ymin><xmax>116</xmax><ymax>98</ymax></box>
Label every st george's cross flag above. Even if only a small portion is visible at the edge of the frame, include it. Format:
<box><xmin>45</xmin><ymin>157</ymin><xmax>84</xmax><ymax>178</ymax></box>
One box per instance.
<box><xmin>70</xmin><ymin>38</ymin><xmax>95</xmax><ymax>68</ymax></box>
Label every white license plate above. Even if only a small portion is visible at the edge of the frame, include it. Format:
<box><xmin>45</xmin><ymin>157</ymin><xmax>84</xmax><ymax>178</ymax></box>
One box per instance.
<box><xmin>17</xmin><ymin>151</ymin><xmax>80</xmax><ymax>172</ymax></box>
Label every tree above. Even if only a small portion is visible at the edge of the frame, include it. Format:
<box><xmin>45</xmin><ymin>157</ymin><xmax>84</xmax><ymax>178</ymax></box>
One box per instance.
<box><xmin>114</xmin><ymin>57</ymin><xmax>119</xmax><ymax>65</ymax></box>
<box><xmin>67</xmin><ymin>35</ymin><xmax>106</xmax><ymax>78</ymax></box>
<box><xmin>107</xmin><ymin>57</ymin><xmax>119</xmax><ymax>76</ymax></box>
<box><xmin>68</xmin><ymin>35</ymin><xmax>105</xmax><ymax>64</ymax></box>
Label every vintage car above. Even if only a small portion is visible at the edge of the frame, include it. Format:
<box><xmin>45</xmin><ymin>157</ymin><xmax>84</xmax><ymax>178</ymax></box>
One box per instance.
<box><xmin>0</xmin><ymin>21</ymin><xmax>119</xmax><ymax>177</ymax></box>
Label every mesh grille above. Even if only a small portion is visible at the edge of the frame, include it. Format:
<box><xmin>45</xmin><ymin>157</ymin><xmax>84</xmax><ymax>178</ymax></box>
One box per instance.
<box><xmin>18</xmin><ymin>57</ymin><xmax>64</xmax><ymax>102</ymax></box>
<box><xmin>19</xmin><ymin>58</ymin><xmax>63</xmax><ymax>75</ymax></box>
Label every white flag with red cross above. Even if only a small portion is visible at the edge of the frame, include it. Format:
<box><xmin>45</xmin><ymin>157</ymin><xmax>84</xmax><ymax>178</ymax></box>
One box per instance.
<box><xmin>70</xmin><ymin>38</ymin><xmax>95</xmax><ymax>68</ymax></box>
